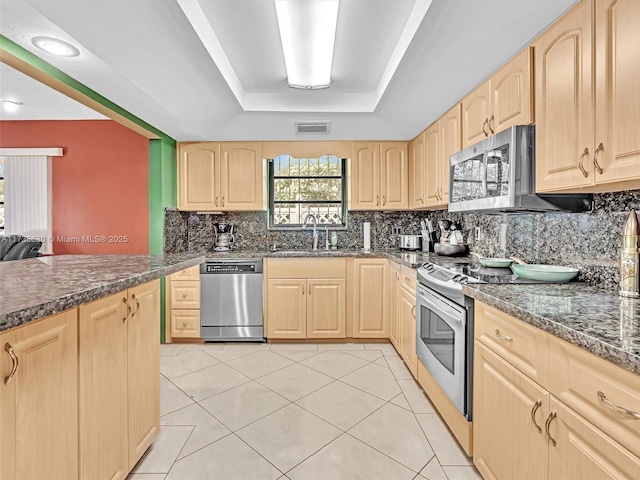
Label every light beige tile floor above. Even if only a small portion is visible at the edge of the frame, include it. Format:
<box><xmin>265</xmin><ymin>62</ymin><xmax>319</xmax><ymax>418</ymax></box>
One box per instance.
<box><xmin>129</xmin><ymin>342</ymin><xmax>482</xmax><ymax>480</ymax></box>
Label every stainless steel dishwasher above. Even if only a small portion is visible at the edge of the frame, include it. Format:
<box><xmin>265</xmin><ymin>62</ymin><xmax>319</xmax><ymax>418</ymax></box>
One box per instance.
<box><xmin>200</xmin><ymin>258</ymin><xmax>264</xmax><ymax>342</ymax></box>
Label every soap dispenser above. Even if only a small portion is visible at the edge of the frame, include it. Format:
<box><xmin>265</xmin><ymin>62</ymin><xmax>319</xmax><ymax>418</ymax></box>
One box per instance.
<box><xmin>620</xmin><ymin>210</ymin><xmax>639</xmax><ymax>298</ymax></box>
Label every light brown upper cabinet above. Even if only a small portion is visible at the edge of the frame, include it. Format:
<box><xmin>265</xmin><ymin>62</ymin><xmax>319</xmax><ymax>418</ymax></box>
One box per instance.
<box><xmin>350</xmin><ymin>142</ymin><xmax>408</xmax><ymax>210</ymax></box>
<box><xmin>178</xmin><ymin>142</ymin><xmax>265</xmax><ymax>211</ymax></box>
<box><xmin>409</xmin><ymin>132</ymin><xmax>426</xmax><ymax>208</ymax></box>
<box><xmin>536</xmin><ymin>0</ymin><xmax>640</xmax><ymax>193</ymax></box>
<box><xmin>413</xmin><ymin>104</ymin><xmax>461</xmax><ymax>210</ymax></box>
<box><xmin>462</xmin><ymin>47</ymin><xmax>534</xmax><ymax>149</ymax></box>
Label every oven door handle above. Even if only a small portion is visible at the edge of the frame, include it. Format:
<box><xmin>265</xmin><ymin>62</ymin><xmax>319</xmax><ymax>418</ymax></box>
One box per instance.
<box><xmin>417</xmin><ymin>289</ymin><xmax>465</xmax><ymax>326</ymax></box>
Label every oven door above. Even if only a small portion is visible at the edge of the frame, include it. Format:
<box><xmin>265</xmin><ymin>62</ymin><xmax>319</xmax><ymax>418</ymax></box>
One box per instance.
<box><xmin>416</xmin><ymin>283</ymin><xmax>468</xmax><ymax>416</ymax></box>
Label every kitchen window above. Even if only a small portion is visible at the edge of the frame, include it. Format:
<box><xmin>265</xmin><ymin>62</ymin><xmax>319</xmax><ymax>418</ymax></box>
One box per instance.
<box><xmin>268</xmin><ymin>154</ymin><xmax>346</xmax><ymax>228</ymax></box>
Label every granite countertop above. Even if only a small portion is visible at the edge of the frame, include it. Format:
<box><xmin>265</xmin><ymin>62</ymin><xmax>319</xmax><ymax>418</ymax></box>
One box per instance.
<box><xmin>0</xmin><ymin>253</ymin><xmax>204</xmax><ymax>333</ymax></box>
<box><xmin>203</xmin><ymin>249</ymin><xmax>470</xmax><ymax>269</ymax></box>
<box><xmin>462</xmin><ymin>283</ymin><xmax>640</xmax><ymax>376</ymax></box>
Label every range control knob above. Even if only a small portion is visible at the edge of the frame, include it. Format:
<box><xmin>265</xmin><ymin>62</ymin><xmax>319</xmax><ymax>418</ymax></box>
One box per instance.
<box><xmin>459</xmin><ymin>276</ymin><xmax>470</xmax><ymax>284</ymax></box>
<box><xmin>452</xmin><ymin>274</ymin><xmax>462</xmax><ymax>282</ymax></box>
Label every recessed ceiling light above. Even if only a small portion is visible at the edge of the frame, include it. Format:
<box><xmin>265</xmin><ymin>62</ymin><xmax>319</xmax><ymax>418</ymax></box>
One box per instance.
<box><xmin>31</xmin><ymin>36</ymin><xmax>80</xmax><ymax>57</ymax></box>
<box><xmin>1</xmin><ymin>100</ymin><xmax>24</xmax><ymax>112</ymax></box>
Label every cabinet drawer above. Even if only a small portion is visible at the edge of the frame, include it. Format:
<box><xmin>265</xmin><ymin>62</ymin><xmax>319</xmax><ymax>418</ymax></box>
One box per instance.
<box><xmin>474</xmin><ymin>302</ymin><xmax>549</xmax><ymax>387</ymax></box>
<box><xmin>267</xmin><ymin>258</ymin><xmax>346</xmax><ymax>279</ymax></box>
<box><xmin>549</xmin><ymin>336</ymin><xmax>640</xmax><ymax>457</ymax></box>
<box><xmin>170</xmin><ymin>265</ymin><xmax>200</xmax><ymax>281</ymax></box>
<box><xmin>170</xmin><ymin>281</ymin><xmax>201</xmax><ymax>309</ymax></box>
<box><xmin>400</xmin><ymin>266</ymin><xmax>416</xmax><ymax>293</ymax></box>
<box><xmin>171</xmin><ymin>310</ymin><xmax>200</xmax><ymax>338</ymax></box>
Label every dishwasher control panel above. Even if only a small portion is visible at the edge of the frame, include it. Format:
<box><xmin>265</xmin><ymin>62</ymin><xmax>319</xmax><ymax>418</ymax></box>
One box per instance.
<box><xmin>205</xmin><ymin>264</ymin><xmax>256</xmax><ymax>273</ymax></box>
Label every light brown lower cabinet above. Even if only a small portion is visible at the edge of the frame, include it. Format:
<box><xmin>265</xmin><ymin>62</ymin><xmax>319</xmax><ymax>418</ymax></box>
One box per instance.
<box><xmin>473</xmin><ymin>301</ymin><xmax>640</xmax><ymax>480</ymax></box>
<box><xmin>166</xmin><ymin>265</ymin><xmax>201</xmax><ymax>341</ymax></box>
<box><xmin>0</xmin><ymin>309</ymin><xmax>79</xmax><ymax>480</ymax></box>
<box><xmin>388</xmin><ymin>260</ymin><xmax>401</xmax><ymax>349</ymax></box>
<box><xmin>266</xmin><ymin>258</ymin><xmax>346</xmax><ymax>340</ymax></box>
<box><xmin>79</xmin><ymin>280</ymin><xmax>160</xmax><ymax>480</ymax></box>
<box><xmin>352</xmin><ymin>259</ymin><xmax>389</xmax><ymax>338</ymax></box>
<box><xmin>398</xmin><ymin>285</ymin><xmax>417</xmax><ymax>378</ymax></box>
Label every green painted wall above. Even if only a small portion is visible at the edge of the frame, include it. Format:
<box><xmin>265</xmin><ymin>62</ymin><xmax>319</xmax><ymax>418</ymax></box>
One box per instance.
<box><xmin>1</xmin><ymin>35</ymin><xmax>178</xmax><ymax>341</ymax></box>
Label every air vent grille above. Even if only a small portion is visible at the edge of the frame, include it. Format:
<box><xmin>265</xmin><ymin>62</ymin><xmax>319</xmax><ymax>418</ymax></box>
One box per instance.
<box><xmin>295</xmin><ymin>121</ymin><xmax>330</xmax><ymax>134</ymax></box>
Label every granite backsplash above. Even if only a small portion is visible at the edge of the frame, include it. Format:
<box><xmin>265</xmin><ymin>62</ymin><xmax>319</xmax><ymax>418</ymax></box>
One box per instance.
<box><xmin>164</xmin><ymin>189</ymin><xmax>640</xmax><ymax>291</ymax></box>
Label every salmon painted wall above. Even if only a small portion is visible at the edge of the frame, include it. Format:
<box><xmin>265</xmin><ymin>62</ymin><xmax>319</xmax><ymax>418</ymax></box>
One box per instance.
<box><xmin>0</xmin><ymin>120</ymin><xmax>149</xmax><ymax>254</ymax></box>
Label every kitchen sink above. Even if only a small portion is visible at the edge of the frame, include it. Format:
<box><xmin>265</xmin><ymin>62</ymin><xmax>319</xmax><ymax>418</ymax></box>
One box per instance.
<box><xmin>270</xmin><ymin>249</ymin><xmax>348</xmax><ymax>255</ymax></box>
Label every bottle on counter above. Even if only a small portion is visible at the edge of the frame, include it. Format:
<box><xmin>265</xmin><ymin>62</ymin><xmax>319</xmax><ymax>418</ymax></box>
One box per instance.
<box><xmin>620</xmin><ymin>210</ymin><xmax>640</xmax><ymax>298</ymax></box>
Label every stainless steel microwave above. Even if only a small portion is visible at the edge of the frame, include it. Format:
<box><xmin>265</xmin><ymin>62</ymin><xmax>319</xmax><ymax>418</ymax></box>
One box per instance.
<box><xmin>448</xmin><ymin>125</ymin><xmax>592</xmax><ymax>213</ymax></box>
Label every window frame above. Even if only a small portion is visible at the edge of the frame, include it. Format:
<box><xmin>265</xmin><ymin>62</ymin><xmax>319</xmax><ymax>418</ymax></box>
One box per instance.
<box><xmin>267</xmin><ymin>156</ymin><xmax>348</xmax><ymax>230</ymax></box>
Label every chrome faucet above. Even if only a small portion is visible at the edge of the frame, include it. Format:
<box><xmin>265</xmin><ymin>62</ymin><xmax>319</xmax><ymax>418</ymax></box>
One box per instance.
<box><xmin>302</xmin><ymin>212</ymin><xmax>319</xmax><ymax>250</ymax></box>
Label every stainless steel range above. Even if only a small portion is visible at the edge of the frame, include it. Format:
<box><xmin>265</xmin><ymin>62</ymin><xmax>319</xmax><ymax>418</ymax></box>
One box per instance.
<box><xmin>415</xmin><ymin>261</ymin><xmax>559</xmax><ymax>420</ymax></box>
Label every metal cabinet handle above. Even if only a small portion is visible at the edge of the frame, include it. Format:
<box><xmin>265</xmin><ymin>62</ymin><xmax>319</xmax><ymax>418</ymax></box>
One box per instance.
<box><xmin>396</xmin><ymin>271</ymin><xmax>400</xmax><ymax>280</ymax></box>
<box><xmin>578</xmin><ymin>148</ymin><xmax>589</xmax><ymax>178</ymax></box>
<box><xmin>488</xmin><ymin>115</ymin><xmax>495</xmax><ymax>134</ymax></box>
<box><xmin>598</xmin><ymin>391</ymin><xmax>640</xmax><ymax>419</ymax></box>
<box><xmin>482</xmin><ymin>118</ymin><xmax>489</xmax><ymax>137</ymax></box>
<box><xmin>4</xmin><ymin>343</ymin><xmax>18</xmax><ymax>385</ymax></box>
<box><xmin>302</xmin><ymin>285</ymin><xmax>305</xmax><ymax>295</ymax></box>
<box><xmin>382</xmin><ymin>194</ymin><xmax>386</xmax><ymax>206</ymax></box>
<box><xmin>411</xmin><ymin>305</ymin><xmax>416</xmax><ymax>318</ymax></box>
<box><xmin>376</xmin><ymin>195</ymin><xmax>380</xmax><ymax>207</ymax></box>
<box><xmin>215</xmin><ymin>195</ymin><xmax>219</xmax><ymax>207</ymax></box>
<box><xmin>182</xmin><ymin>322</ymin><xmax>187</xmax><ymax>327</ymax></box>
<box><xmin>222</xmin><ymin>196</ymin><xmax>225</xmax><ymax>207</ymax></box>
<box><xmin>531</xmin><ymin>399</ymin><xmax>543</xmax><ymax>433</ymax></box>
<box><xmin>123</xmin><ymin>298</ymin><xmax>132</xmax><ymax>323</ymax></box>
<box><xmin>545</xmin><ymin>410</ymin><xmax>557</xmax><ymax>446</ymax></box>
<box><xmin>131</xmin><ymin>294</ymin><xmax>140</xmax><ymax>317</ymax></box>
<box><xmin>495</xmin><ymin>329</ymin><xmax>513</xmax><ymax>342</ymax></box>
<box><xmin>593</xmin><ymin>143</ymin><xmax>604</xmax><ymax>174</ymax></box>
<box><xmin>421</xmin><ymin>192</ymin><xmax>424</xmax><ymax>203</ymax></box>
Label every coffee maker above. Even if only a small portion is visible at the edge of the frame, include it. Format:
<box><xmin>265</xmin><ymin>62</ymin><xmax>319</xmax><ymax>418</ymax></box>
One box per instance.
<box><xmin>213</xmin><ymin>223</ymin><xmax>236</xmax><ymax>251</ymax></box>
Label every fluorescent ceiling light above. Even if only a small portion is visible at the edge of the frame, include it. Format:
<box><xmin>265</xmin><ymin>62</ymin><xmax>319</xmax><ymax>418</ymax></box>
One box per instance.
<box><xmin>275</xmin><ymin>0</ymin><xmax>339</xmax><ymax>89</ymax></box>
<box><xmin>1</xmin><ymin>100</ymin><xmax>23</xmax><ymax>112</ymax></box>
<box><xmin>31</xmin><ymin>36</ymin><xmax>80</xmax><ymax>57</ymax></box>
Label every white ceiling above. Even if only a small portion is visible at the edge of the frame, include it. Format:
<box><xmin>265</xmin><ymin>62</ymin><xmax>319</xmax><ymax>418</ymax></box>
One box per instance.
<box><xmin>0</xmin><ymin>0</ymin><xmax>578</xmax><ymax>141</ymax></box>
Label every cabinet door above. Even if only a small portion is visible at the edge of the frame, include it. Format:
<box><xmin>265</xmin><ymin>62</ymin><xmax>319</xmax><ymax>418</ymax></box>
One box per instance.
<box><xmin>267</xmin><ymin>279</ymin><xmax>307</xmax><ymax>339</ymax></box>
<box><xmin>535</xmin><ymin>0</ymin><xmax>594</xmax><ymax>192</ymax></box>
<box><xmin>462</xmin><ymin>80</ymin><xmax>491</xmax><ymax>148</ymax></box>
<box><xmin>399</xmin><ymin>286</ymin><xmax>417</xmax><ymax>376</ymax></box>
<box><xmin>490</xmin><ymin>47</ymin><xmax>534</xmax><ymax>135</ymax></box>
<box><xmin>380</xmin><ymin>142</ymin><xmax>408</xmax><ymax>210</ymax></box>
<box><xmin>0</xmin><ymin>310</ymin><xmax>78</xmax><ymax>480</ymax></box>
<box><xmin>79</xmin><ymin>291</ymin><xmax>129</xmax><ymax>480</ymax></box>
<box><xmin>548</xmin><ymin>397</ymin><xmax>640</xmax><ymax>480</ymax></box>
<box><xmin>127</xmin><ymin>280</ymin><xmax>160</xmax><ymax>470</ymax></box>
<box><xmin>353</xmin><ymin>259</ymin><xmax>389</xmax><ymax>338</ymax></box>
<box><xmin>178</xmin><ymin>143</ymin><xmax>220</xmax><ymax>211</ymax></box>
<box><xmin>388</xmin><ymin>262</ymin><xmax>401</xmax><ymax>349</ymax></box>
<box><xmin>423</xmin><ymin>122</ymin><xmax>441</xmax><ymax>208</ymax></box>
<box><xmin>409</xmin><ymin>133</ymin><xmax>426</xmax><ymax>208</ymax></box>
<box><xmin>307</xmin><ymin>279</ymin><xmax>346</xmax><ymax>339</ymax></box>
<box><xmin>439</xmin><ymin>104</ymin><xmax>461</xmax><ymax>207</ymax></box>
<box><xmin>594</xmin><ymin>0</ymin><xmax>640</xmax><ymax>187</ymax></box>
<box><xmin>220</xmin><ymin>142</ymin><xmax>264</xmax><ymax>210</ymax></box>
<box><xmin>473</xmin><ymin>342</ymin><xmax>549</xmax><ymax>480</ymax></box>
<box><xmin>351</xmin><ymin>142</ymin><xmax>380</xmax><ymax>210</ymax></box>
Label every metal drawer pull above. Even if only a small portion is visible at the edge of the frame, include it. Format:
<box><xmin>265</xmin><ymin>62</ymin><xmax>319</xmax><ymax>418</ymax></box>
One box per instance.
<box><xmin>182</xmin><ymin>293</ymin><xmax>187</xmax><ymax>298</ymax></box>
<box><xmin>495</xmin><ymin>329</ymin><xmax>513</xmax><ymax>342</ymax></box>
<box><xmin>597</xmin><ymin>391</ymin><xmax>640</xmax><ymax>419</ymax></box>
<box><xmin>593</xmin><ymin>143</ymin><xmax>604</xmax><ymax>174</ymax></box>
<box><xmin>123</xmin><ymin>298</ymin><xmax>132</xmax><ymax>323</ymax></box>
<box><xmin>411</xmin><ymin>305</ymin><xmax>416</xmax><ymax>318</ymax></box>
<box><xmin>131</xmin><ymin>294</ymin><xmax>140</xmax><ymax>317</ymax></box>
<box><xmin>482</xmin><ymin>118</ymin><xmax>489</xmax><ymax>137</ymax></box>
<box><xmin>488</xmin><ymin>115</ymin><xmax>495</xmax><ymax>134</ymax></box>
<box><xmin>545</xmin><ymin>410</ymin><xmax>557</xmax><ymax>446</ymax></box>
<box><xmin>578</xmin><ymin>148</ymin><xmax>589</xmax><ymax>177</ymax></box>
<box><xmin>182</xmin><ymin>322</ymin><xmax>187</xmax><ymax>327</ymax></box>
<box><xmin>531</xmin><ymin>399</ymin><xmax>542</xmax><ymax>433</ymax></box>
<box><xmin>4</xmin><ymin>343</ymin><xmax>18</xmax><ymax>385</ymax></box>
